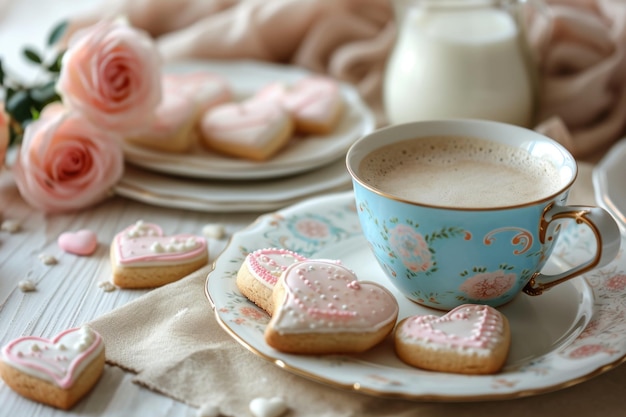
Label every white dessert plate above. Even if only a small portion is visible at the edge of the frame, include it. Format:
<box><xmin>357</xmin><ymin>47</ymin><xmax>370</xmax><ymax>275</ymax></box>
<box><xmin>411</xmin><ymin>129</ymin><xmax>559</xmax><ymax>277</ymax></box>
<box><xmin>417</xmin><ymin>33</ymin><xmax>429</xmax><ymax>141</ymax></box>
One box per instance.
<box><xmin>122</xmin><ymin>59</ymin><xmax>376</xmax><ymax>180</ymax></box>
<box><xmin>114</xmin><ymin>159</ymin><xmax>351</xmax><ymax>213</ymax></box>
<box><xmin>593</xmin><ymin>137</ymin><xmax>626</xmax><ymax>231</ymax></box>
<box><xmin>206</xmin><ymin>191</ymin><xmax>626</xmax><ymax>400</ymax></box>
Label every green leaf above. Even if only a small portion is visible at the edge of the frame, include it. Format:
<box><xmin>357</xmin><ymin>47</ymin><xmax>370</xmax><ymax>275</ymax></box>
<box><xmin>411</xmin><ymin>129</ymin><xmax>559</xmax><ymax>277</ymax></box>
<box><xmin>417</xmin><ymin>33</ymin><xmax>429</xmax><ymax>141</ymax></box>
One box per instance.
<box><xmin>23</xmin><ymin>48</ymin><xmax>42</xmax><ymax>64</ymax></box>
<box><xmin>29</xmin><ymin>80</ymin><xmax>59</xmax><ymax>105</ymax></box>
<box><xmin>47</xmin><ymin>21</ymin><xmax>68</xmax><ymax>46</ymax></box>
<box><xmin>6</xmin><ymin>90</ymin><xmax>34</xmax><ymax>124</ymax></box>
<box><xmin>47</xmin><ymin>51</ymin><xmax>64</xmax><ymax>73</ymax></box>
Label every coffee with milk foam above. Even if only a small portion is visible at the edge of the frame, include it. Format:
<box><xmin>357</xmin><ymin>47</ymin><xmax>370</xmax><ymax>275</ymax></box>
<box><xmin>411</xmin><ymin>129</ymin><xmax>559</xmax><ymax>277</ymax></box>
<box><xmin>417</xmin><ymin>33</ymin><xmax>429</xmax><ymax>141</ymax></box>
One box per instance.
<box><xmin>358</xmin><ymin>136</ymin><xmax>564</xmax><ymax>208</ymax></box>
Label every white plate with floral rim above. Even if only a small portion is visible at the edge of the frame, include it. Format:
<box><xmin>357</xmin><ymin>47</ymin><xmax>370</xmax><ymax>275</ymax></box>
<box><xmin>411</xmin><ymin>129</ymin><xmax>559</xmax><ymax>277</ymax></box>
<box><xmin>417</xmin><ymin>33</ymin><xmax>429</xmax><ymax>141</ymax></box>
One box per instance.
<box><xmin>205</xmin><ymin>191</ymin><xmax>626</xmax><ymax>400</ymax></box>
<box><xmin>122</xmin><ymin>59</ymin><xmax>376</xmax><ymax>180</ymax></box>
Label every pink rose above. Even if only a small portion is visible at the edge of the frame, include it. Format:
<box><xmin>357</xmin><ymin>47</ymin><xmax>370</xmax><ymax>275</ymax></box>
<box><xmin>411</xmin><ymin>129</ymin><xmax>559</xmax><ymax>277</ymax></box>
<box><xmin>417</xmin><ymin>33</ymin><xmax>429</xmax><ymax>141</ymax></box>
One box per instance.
<box><xmin>0</xmin><ymin>102</ymin><xmax>8</xmax><ymax>167</ymax></box>
<box><xmin>459</xmin><ymin>270</ymin><xmax>516</xmax><ymax>300</ymax></box>
<box><xmin>57</xmin><ymin>19</ymin><xmax>162</xmax><ymax>134</ymax></box>
<box><xmin>13</xmin><ymin>103</ymin><xmax>124</xmax><ymax>213</ymax></box>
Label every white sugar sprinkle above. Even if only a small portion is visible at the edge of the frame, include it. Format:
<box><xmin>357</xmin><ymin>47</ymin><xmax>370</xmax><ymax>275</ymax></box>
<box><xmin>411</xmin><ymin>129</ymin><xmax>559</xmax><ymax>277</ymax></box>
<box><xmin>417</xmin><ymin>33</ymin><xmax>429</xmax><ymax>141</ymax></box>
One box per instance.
<box><xmin>18</xmin><ymin>280</ymin><xmax>37</xmax><ymax>292</ymax></box>
<box><xmin>1</xmin><ymin>220</ymin><xmax>21</xmax><ymax>233</ymax></box>
<box><xmin>98</xmin><ymin>281</ymin><xmax>116</xmax><ymax>292</ymax></box>
<box><xmin>202</xmin><ymin>223</ymin><xmax>226</xmax><ymax>239</ymax></box>
<box><xmin>38</xmin><ymin>254</ymin><xmax>58</xmax><ymax>265</ymax></box>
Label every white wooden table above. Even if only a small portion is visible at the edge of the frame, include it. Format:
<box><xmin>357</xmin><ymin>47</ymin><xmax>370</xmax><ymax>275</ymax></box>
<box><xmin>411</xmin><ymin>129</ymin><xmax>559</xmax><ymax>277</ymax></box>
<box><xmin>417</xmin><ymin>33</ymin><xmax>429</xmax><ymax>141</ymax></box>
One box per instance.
<box><xmin>1</xmin><ymin>1</ymin><xmax>624</xmax><ymax>416</ymax></box>
<box><xmin>0</xmin><ymin>167</ymin><xmax>261</xmax><ymax>417</ymax></box>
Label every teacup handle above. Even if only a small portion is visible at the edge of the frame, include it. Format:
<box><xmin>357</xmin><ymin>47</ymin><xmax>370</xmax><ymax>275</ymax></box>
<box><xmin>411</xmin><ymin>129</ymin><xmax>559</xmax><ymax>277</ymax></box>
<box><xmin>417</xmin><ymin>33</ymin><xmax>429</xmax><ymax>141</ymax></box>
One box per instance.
<box><xmin>523</xmin><ymin>204</ymin><xmax>621</xmax><ymax>296</ymax></box>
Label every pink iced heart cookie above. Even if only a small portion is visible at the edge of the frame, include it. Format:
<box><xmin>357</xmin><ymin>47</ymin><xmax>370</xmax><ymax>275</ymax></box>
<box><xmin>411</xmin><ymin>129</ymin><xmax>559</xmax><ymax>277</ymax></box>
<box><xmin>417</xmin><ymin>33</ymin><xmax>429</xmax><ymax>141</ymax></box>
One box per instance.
<box><xmin>110</xmin><ymin>220</ymin><xmax>208</xmax><ymax>288</ymax></box>
<box><xmin>0</xmin><ymin>326</ymin><xmax>105</xmax><ymax>410</ymax></box>
<box><xmin>265</xmin><ymin>260</ymin><xmax>399</xmax><ymax>354</ymax></box>
<box><xmin>236</xmin><ymin>248</ymin><xmax>308</xmax><ymax>314</ymax></box>
<box><xmin>199</xmin><ymin>98</ymin><xmax>294</xmax><ymax>161</ymax></box>
<box><xmin>256</xmin><ymin>76</ymin><xmax>344</xmax><ymax>135</ymax></box>
<box><xmin>58</xmin><ymin>230</ymin><xmax>98</xmax><ymax>256</ymax></box>
<box><xmin>394</xmin><ymin>304</ymin><xmax>511</xmax><ymax>374</ymax></box>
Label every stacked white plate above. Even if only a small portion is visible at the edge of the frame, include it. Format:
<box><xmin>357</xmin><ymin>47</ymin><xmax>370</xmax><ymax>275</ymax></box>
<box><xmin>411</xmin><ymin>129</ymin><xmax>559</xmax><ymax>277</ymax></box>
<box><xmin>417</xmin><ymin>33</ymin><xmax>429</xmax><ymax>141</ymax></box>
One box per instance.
<box><xmin>115</xmin><ymin>60</ymin><xmax>376</xmax><ymax>212</ymax></box>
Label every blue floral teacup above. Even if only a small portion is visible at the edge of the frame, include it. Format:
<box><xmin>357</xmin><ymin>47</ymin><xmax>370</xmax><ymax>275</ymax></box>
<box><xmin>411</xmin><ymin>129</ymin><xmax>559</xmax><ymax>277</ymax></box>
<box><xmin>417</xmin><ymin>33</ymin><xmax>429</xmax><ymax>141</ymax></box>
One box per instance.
<box><xmin>346</xmin><ymin>119</ymin><xmax>620</xmax><ymax>310</ymax></box>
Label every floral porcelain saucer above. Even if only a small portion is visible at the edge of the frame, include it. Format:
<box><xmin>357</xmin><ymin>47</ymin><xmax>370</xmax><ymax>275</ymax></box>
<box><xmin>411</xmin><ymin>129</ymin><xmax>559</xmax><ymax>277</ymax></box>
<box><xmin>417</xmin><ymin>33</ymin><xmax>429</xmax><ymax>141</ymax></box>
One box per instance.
<box><xmin>206</xmin><ymin>191</ymin><xmax>626</xmax><ymax>400</ymax></box>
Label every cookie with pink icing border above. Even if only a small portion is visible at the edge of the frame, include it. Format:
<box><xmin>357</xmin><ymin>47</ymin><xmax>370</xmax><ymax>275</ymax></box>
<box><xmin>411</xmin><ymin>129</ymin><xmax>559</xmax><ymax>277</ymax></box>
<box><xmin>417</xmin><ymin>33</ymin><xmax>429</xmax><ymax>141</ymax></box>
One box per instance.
<box><xmin>0</xmin><ymin>326</ymin><xmax>105</xmax><ymax>410</ymax></box>
<box><xmin>110</xmin><ymin>220</ymin><xmax>209</xmax><ymax>289</ymax></box>
<box><xmin>394</xmin><ymin>304</ymin><xmax>511</xmax><ymax>374</ymax></box>
<box><xmin>236</xmin><ymin>248</ymin><xmax>308</xmax><ymax>315</ymax></box>
<box><xmin>265</xmin><ymin>259</ymin><xmax>399</xmax><ymax>354</ymax></box>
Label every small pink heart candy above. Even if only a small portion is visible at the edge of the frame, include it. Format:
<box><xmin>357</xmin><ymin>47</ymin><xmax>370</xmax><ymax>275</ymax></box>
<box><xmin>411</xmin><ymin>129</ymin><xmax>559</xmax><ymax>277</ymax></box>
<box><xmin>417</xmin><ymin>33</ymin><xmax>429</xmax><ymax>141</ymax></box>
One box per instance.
<box><xmin>58</xmin><ymin>230</ymin><xmax>98</xmax><ymax>256</ymax></box>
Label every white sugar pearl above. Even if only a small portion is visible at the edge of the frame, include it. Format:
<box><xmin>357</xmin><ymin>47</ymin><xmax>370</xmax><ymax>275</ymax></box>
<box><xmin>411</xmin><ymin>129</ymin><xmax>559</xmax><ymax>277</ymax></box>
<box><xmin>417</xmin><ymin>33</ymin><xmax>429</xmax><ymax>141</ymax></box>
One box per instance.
<box><xmin>38</xmin><ymin>254</ymin><xmax>58</xmax><ymax>265</ymax></box>
<box><xmin>249</xmin><ymin>397</ymin><xmax>288</xmax><ymax>417</ymax></box>
<box><xmin>202</xmin><ymin>223</ymin><xmax>226</xmax><ymax>239</ymax></box>
<box><xmin>18</xmin><ymin>280</ymin><xmax>36</xmax><ymax>292</ymax></box>
<box><xmin>98</xmin><ymin>281</ymin><xmax>116</xmax><ymax>292</ymax></box>
<box><xmin>1</xmin><ymin>219</ymin><xmax>21</xmax><ymax>233</ymax></box>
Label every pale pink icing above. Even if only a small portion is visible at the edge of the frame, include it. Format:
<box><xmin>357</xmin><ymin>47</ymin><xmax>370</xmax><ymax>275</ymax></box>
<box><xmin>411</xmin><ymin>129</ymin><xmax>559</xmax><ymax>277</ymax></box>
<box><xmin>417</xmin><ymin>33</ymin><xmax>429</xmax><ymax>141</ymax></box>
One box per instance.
<box><xmin>399</xmin><ymin>304</ymin><xmax>506</xmax><ymax>355</ymax></box>
<box><xmin>200</xmin><ymin>98</ymin><xmax>291</xmax><ymax>147</ymax></box>
<box><xmin>245</xmin><ymin>248</ymin><xmax>308</xmax><ymax>288</ymax></box>
<box><xmin>114</xmin><ymin>220</ymin><xmax>207</xmax><ymax>266</ymax></box>
<box><xmin>282</xmin><ymin>77</ymin><xmax>342</xmax><ymax>124</ymax></box>
<box><xmin>272</xmin><ymin>260</ymin><xmax>398</xmax><ymax>334</ymax></box>
<box><xmin>1</xmin><ymin>326</ymin><xmax>103</xmax><ymax>389</ymax></box>
<box><xmin>163</xmin><ymin>72</ymin><xmax>232</xmax><ymax>112</ymax></box>
<box><xmin>253</xmin><ymin>77</ymin><xmax>342</xmax><ymax>126</ymax></box>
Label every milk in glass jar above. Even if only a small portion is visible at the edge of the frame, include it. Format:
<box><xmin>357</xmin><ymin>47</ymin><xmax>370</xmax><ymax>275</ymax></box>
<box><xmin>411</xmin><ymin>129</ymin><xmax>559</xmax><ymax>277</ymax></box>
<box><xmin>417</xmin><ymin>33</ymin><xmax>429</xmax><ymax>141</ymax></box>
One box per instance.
<box><xmin>384</xmin><ymin>0</ymin><xmax>537</xmax><ymax>127</ymax></box>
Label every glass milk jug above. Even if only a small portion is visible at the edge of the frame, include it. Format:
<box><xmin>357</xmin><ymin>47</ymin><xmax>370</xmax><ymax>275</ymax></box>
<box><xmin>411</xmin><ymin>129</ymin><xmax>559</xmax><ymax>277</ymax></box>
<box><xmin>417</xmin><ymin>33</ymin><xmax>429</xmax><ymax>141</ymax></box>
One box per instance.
<box><xmin>384</xmin><ymin>0</ymin><xmax>538</xmax><ymax>127</ymax></box>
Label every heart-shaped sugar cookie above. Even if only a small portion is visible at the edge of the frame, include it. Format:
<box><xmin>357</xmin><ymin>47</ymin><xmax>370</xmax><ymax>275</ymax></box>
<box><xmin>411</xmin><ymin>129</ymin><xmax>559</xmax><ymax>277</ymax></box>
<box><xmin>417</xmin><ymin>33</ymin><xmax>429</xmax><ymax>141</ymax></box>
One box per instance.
<box><xmin>394</xmin><ymin>304</ymin><xmax>511</xmax><ymax>374</ymax></box>
<box><xmin>266</xmin><ymin>260</ymin><xmax>399</xmax><ymax>354</ymax></box>
<box><xmin>200</xmin><ymin>98</ymin><xmax>293</xmax><ymax>161</ymax></box>
<box><xmin>246</xmin><ymin>248</ymin><xmax>308</xmax><ymax>288</ymax></box>
<box><xmin>1</xmin><ymin>326</ymin><xmax>103</xmax><ymax>389</ymax></box>
<box><xmin>58</xmin><ymin>229</ymin><xmax>98</xmax><ymax>256</ymax></box>
<box><xmin>113</xmin><ymin>220</ymin><xmax>207</xmax><ymax>265</ymax></box>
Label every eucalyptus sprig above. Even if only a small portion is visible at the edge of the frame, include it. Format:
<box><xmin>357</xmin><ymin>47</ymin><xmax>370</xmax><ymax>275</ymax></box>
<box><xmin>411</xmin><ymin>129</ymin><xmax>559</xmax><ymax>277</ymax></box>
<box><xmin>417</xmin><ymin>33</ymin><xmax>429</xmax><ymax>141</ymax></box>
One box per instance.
<box><xmin>0</xmin><ymin>21</ymin><xmax>68</xmax><ymax>146</ymax></box>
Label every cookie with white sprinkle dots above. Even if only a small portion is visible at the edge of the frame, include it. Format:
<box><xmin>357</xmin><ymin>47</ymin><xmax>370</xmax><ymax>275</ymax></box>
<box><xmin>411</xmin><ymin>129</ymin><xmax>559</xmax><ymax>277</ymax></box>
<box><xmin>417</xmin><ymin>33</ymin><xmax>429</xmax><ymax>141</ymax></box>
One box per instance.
<box><xmin>265</xmin><ymin>259</ymin><xmax>398</xmax><ymax>354</ymax></box>
<box><xmin>0</xmin><ymin>326</ymin><xmax>105</xmax><ymax>409</ymax></box>
<box><xmin>110</xmin><ymin>220</ymin><xmax>208</xmax><ymax>288</ymax></box>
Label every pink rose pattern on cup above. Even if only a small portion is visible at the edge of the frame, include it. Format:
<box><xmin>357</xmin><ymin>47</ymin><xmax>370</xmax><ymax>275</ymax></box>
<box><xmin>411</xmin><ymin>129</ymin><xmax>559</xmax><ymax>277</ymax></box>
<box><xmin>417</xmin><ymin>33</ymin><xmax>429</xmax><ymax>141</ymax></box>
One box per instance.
<box><xmin>388</xmin><ymin>224</ymin><xmax>433</xmax><ymax>273</ymax></box>
<box><xmin>458</xmin><ymin>269</ymin><xmax>517</xmax><ymax>300</ymax></box>
<box><xmin>57</xmin><ymin>19</ymin><xmax>162</xmax><ymax>134</ymax></box>
<box><xmin>357</xmin><ymin>200</ymin><xmax>543</xmax><ymax>305</ymax></box>
<box><xmin>13</xmin><ymin>103</ymin><xmax>124</xmax><ymax>213</ymax></box>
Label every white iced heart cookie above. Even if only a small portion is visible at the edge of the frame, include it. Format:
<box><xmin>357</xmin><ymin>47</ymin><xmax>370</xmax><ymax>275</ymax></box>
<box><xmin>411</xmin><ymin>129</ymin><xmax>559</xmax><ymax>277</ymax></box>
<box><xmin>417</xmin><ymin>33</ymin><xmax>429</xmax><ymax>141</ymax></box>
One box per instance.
<box><xmin>236</xmin><ymin>248</ymin><xmax>308</xmax><ymax>314</ymax></box>
<box><xmin>0</xmin><ymin>326</ymin><xmax>105</xmax><ymax>410</ymax></box>
<box><xmin>265</xmin><ymin>259</ymin><xmax>399</xmax><ymax>354</ymax></box>
<box><xmin>256</xmin><ymin>76</ymin><xmax>344</xmax><ymax>135</ymax></box>
<box><xmin>249</xmin><ymin>396</ymin><xmax>288</xmax><ymax>417</ymax></box>
<box><xmin>199</xmin><ymin>97</ymin><xmax>294</xmax><ymax>161</ymax></box>
<box><xmin>394</xmin><ymin>304</ymin><xmax>511</xmax><ymax>374</ymax></box>
<box><xmin>110</xmin><ymin>220</ymin><xmax>208</xmax><ymax>288</ymax></box>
